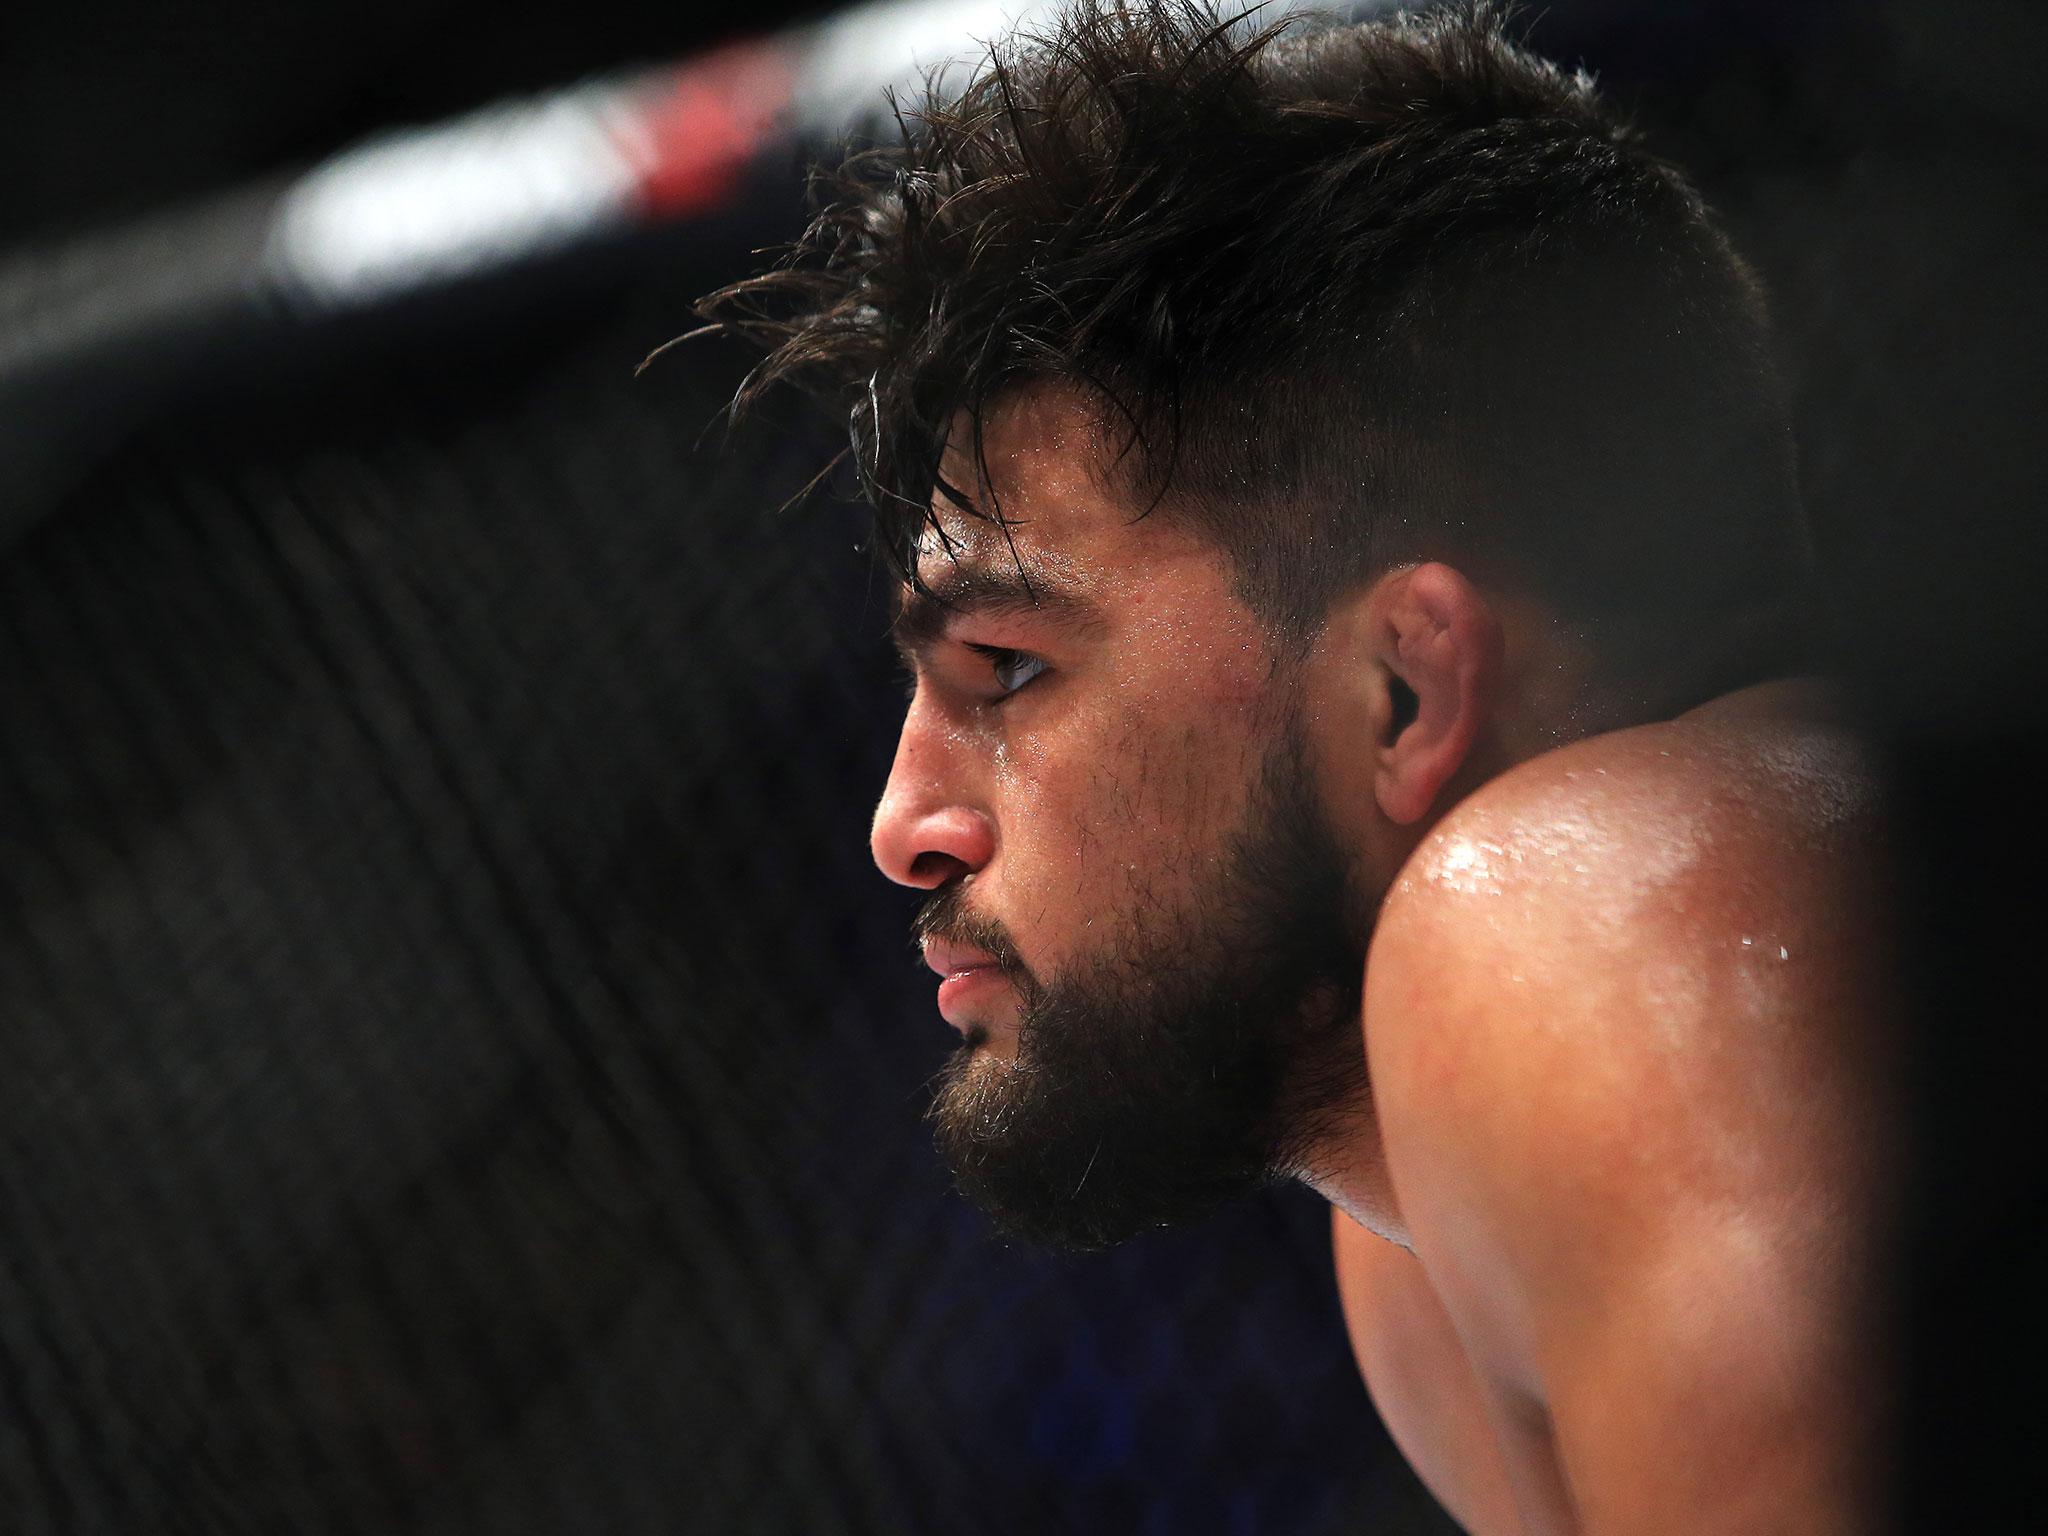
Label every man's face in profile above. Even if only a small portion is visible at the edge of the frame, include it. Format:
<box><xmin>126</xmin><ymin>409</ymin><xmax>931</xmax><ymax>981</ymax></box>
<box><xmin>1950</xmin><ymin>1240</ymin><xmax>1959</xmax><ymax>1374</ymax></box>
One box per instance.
<box><xmin>872</xmin><ymin>387</ymin><xmax>1370</xmax><ymax>1249</ymax></box>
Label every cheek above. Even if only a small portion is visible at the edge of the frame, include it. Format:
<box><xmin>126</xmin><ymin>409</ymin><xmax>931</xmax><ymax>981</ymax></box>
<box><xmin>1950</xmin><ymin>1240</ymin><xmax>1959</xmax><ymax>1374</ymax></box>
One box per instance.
<box><xmin>1102</xmin><ymin>714</ymin><xmax>1254</xmax><ymax>846</ymax></box>
<box><xmin>996</xmin><ymin>701</ymin><xmax>1267</xmax><ymax>919</ymax></box>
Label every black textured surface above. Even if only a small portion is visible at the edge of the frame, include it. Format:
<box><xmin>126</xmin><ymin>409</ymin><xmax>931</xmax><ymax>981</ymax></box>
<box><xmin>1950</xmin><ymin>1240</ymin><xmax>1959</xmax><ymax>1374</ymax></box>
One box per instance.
<box><xmin>0</xmin><ymin>274</ymin><xmax>1448</xmax><ymax>1533</ymax></box>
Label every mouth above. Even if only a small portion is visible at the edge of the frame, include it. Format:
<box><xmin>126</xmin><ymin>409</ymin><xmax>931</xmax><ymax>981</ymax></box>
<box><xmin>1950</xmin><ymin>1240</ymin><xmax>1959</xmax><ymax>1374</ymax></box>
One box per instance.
<box><xmin>922</xmin><ymin>940</ymin><xmax>1012</xmax><ymax>1031</ymax></box>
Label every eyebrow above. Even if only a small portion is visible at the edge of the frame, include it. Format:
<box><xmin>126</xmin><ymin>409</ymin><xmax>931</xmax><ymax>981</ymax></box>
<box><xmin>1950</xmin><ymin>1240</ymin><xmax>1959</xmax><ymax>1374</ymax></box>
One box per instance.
<box><xmin>889</xmin><ymin>560</ymin><xmax>1103</xmax><ymax>669</ymax></box>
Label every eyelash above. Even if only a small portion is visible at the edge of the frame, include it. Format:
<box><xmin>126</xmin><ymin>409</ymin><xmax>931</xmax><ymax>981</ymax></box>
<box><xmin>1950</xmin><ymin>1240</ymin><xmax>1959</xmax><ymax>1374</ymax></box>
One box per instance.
<box><xmin>964</xmin><ymin>643</ymin><xmax>1047</xmax><ymax>701</ymax></box>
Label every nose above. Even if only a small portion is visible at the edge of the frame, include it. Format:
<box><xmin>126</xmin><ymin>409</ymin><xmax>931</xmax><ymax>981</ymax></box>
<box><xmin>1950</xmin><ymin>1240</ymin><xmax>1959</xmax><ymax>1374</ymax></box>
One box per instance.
<box><xmin>870</xmin><ymin>714</ymin><xmax>996</xmax><ymax>889</ymax></box>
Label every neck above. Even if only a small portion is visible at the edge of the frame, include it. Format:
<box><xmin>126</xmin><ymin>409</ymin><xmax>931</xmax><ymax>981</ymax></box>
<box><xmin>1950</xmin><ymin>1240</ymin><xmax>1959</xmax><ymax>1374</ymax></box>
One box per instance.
<box><xmin>1300</xmin><ymin>1119</ymin><xmax>1413</xmax><ymax>1249</ymax></box>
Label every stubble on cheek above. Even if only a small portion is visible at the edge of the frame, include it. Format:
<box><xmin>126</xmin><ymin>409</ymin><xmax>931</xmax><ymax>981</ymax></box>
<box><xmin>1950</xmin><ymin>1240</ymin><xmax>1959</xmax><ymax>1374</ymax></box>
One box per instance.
<box><xmin>1081</xmin><ymin>712</ymin><xmax>1268</xmax><ymax>909</ymax></box>
<box><xmin>989</xmin><ymin>606</ymin><xmax>1280</xmax><ymax>983</ymax></box>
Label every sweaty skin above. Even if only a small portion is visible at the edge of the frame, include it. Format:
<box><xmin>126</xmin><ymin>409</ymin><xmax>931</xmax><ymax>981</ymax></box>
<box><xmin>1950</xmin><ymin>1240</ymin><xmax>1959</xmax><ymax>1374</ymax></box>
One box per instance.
<box><xmin>875</xmin><ymin>385</ymin><xmax>1895</xmax><ymax>1535</ymax></box>
<box><xmin>1329</xmin><ymin>686</ymin><xmax>1895</xmax><ymax>1536</ymax></box>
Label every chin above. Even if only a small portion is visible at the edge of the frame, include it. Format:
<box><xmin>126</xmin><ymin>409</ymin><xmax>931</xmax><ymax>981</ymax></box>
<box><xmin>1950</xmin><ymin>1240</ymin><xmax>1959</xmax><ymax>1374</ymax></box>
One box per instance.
<box><xmin>958</xmin><ymin>1021</ymin><xmax>1020</xmax><ymax>1062</ymax></box>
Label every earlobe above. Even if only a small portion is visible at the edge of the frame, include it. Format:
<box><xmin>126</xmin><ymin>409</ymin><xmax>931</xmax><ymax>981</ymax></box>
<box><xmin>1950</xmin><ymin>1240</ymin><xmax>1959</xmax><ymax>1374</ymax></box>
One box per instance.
<box><xmin>1371</xmin><ymin>564</ymin><xmax>1502</xmax><ymax>826</ymax></box>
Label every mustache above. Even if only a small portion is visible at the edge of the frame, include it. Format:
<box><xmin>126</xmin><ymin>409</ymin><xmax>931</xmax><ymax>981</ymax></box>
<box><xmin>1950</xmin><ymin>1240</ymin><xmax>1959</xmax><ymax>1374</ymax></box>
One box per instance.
<box><xmin>911</xmin><ymin>885</ymin><xmax>1033</xmax><ymax>984</ymax></box>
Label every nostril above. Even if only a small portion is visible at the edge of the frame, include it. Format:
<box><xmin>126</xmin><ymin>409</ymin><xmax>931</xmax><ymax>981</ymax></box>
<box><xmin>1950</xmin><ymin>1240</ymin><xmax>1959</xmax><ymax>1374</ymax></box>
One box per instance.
<box><xmin>908</xmin><ymin>851</ymin><xmax>971</xmax><ymax>887</ymax></box>
<box><xmin>872</xmin><ymin>802</ymin><xmax>994</xmax><ymax>889</ymax></box>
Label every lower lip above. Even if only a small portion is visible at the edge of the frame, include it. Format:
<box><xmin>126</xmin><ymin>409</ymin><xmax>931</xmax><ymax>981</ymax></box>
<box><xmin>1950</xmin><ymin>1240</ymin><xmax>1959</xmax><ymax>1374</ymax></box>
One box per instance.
<box><xmin>936</xmin><ymin>966</ymin><xmax>1009</xmax><ymax>1028</ymax></box>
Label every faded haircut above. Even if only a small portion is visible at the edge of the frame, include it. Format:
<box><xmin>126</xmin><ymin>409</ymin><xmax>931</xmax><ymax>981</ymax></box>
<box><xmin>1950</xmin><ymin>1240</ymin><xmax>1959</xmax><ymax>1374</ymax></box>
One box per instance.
<box><xmin>688</xmin><ymin>0</ymin><xmax>1813</xmax><ymax>694</ymax></box>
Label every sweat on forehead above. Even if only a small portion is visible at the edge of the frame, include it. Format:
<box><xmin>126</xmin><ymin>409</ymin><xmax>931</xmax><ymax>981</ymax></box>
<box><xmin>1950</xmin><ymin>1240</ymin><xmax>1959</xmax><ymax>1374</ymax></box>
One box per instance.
<box><xmin>932</xmin><ymin>386</ymin><xmax>1155</xmax><ymax>532</ymax></box>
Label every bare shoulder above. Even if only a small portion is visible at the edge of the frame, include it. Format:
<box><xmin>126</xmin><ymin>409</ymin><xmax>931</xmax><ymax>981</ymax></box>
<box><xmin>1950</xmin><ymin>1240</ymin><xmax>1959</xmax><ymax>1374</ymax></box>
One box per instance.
<box><xmin>1377</xmin><ymin>678</ymin><xmax>1890</xmax><ymax>1008</ymax></box>
<box><xmin>1365</xmin><ymin>679</ymin><xmax>1899</xmax><ymax>1399</ymax></box>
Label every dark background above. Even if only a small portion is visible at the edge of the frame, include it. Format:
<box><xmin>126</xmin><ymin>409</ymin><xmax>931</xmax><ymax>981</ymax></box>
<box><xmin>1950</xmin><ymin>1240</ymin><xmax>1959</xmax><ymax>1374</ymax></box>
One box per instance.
<box><xmin>2</xmin><ymin>1</ymin><xmax>2043</xmax><ymax>1531</ymax></box>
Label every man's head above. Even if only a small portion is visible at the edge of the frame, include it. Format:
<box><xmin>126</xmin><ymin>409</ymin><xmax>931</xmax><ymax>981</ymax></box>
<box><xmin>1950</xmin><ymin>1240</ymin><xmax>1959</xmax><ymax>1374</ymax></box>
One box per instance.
<box><xmin>874</xmin><ymin>390</ymin><xmax>1383</xmax><ymax>1248</ymax></box>
<box><xmin>695</xmin><ymin>1</ymin><xmax>1810</xmax><ymax>1246</ymax></box>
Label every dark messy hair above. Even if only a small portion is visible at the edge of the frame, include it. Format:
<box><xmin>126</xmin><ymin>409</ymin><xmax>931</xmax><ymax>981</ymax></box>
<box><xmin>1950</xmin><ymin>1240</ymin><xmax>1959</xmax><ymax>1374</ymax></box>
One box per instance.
<box><xmin>690</xmin><ymin>0</ymin><xmax>1811</xmax><ymax>693</ymax></box>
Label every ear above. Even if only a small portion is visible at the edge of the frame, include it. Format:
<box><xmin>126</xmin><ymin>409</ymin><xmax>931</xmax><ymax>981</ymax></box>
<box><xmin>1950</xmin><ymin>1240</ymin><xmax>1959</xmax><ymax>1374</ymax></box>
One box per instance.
<box><xmin>1363</xmin><ymin>563</ymin><xmax>1504</xmax><ymax>826</ymax></box>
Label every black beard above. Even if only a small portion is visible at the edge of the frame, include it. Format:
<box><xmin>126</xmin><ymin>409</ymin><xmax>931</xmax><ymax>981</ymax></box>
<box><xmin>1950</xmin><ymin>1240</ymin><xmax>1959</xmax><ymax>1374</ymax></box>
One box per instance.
<box><xmin>922</xmin><ymin>713</ymin><xmax>1370</xmax><ymax>1251</ymax></box>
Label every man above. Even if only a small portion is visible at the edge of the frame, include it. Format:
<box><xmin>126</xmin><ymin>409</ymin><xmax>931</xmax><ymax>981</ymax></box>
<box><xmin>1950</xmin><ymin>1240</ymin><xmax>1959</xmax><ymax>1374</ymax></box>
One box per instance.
<box><xmin>694</xmin><ymin>2</ymin><xmax>1896</xmax><ymax>1530</ymax></box>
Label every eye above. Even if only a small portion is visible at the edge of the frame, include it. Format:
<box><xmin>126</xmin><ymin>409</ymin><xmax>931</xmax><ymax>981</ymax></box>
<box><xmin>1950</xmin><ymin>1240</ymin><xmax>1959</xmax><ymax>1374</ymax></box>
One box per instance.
<box><xmin>966</xmin><ymin>643</ymin><xmax>1049</xmax><ymax>700</ymax></box>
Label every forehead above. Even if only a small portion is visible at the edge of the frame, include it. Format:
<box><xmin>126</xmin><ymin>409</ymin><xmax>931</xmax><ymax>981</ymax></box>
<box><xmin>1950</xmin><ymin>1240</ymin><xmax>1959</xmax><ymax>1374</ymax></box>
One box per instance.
<box><xmin>917</xmin><ymin>384</ymin><xmax>1200</xmax><ymax>586</ymax></box>
<box><xmin>903</xmin><ymin>384</ymin><xmax>1281</xmax><ymax>714</ymax></box>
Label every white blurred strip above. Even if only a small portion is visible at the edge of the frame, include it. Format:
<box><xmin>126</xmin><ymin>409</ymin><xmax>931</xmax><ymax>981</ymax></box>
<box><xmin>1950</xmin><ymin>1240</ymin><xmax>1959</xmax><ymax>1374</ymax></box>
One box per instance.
<box><xmin>266</xmin><ymin>81</ymin><xmax>643</xmax><ymax>309</ymax></box>
<box><xmin>792</xmin><ymin>0</ymin><xmax>1389</xmax><ymax>137</ymax></box>
<box><xmin>263</xmin><ymin>0</ymin><xmax>1393</xmax><ymax>310</ymax></box>
<box><xmin>793</xmin><ymin>0</ymin><xmax>1063</xmax><ymax>134</ymax></box>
